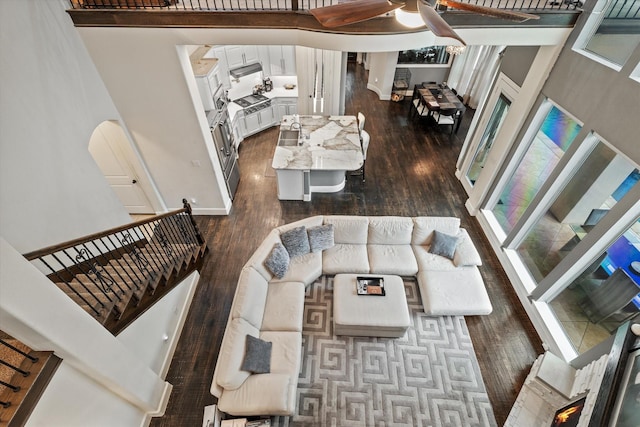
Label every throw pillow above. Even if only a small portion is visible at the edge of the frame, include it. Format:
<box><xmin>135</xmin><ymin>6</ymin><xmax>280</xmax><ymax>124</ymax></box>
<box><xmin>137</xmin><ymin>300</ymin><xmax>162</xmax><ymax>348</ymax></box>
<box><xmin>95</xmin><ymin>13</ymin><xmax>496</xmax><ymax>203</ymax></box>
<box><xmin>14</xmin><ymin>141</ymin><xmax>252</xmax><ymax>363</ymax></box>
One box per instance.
<box><xmin>240</xmin><ymin>335</ymin><xmax>272</xmax><ymax>374</ymax></box>
<box><xmin>307</xmin><ymin>224</ymin><xmax>335</xmax><ymax>252</ymax></box>
<box><xmin>429</xmin><ymin>230</ymin><xmax>458</xmax><ymax>260</ymax></box>
<box><xmin>265</xmin><ymin>242</ymin><xmax>290</xmax><ymax>279</ymax></box>
<box><xmin>280</xmin><ymin>226</ymin><xmax>311</xmax><ymax>257</ymax></box>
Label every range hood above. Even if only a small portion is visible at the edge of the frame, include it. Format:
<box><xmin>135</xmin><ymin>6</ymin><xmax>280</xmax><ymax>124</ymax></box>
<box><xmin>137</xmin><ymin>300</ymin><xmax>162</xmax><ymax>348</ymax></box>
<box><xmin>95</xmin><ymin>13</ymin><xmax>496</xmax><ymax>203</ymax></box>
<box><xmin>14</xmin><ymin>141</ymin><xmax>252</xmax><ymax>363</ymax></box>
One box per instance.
<box><xmin>229</xmin><ymin>62</ymin><xmax>263</xmax><ymax>79</ymax></box>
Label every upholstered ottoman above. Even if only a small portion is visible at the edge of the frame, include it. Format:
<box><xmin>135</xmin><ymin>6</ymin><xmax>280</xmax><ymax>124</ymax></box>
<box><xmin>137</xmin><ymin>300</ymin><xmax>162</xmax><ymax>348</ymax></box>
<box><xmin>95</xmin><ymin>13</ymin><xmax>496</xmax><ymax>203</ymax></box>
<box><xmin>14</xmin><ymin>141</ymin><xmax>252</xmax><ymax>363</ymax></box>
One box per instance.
<box><xmin>333</xmin><ymin>274</ymin><xmax>411</xmax><ymax>337</ymax></box>
<box><xmin>417</xmin><ymin>268</ymin><xmax>493</xmax><ymax>316</ymax></box>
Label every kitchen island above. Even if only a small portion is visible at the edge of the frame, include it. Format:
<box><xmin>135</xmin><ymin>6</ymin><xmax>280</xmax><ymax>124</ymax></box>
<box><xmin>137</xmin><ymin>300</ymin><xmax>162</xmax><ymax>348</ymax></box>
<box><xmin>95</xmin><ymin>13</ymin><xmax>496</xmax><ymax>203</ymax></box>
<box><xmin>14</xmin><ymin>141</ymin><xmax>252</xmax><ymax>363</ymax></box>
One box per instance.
<box><xmin>272</xmin><ymin>115</ymin><xmax>363</xmax><ymax>201</ymax></box>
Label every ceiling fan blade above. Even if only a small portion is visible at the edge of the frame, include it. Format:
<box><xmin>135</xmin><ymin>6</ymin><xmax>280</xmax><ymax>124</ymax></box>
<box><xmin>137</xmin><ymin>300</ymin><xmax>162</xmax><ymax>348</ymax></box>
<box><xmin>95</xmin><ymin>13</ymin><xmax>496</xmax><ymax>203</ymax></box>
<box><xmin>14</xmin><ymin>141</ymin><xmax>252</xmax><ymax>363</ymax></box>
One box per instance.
<box><xmin>311</xmin><ymin>0</ymin><xmax>402</xmax><ymax>28</ymax></box>
<box><xmin>439</xmin><ymin>0</ymin><xmax>540</xmax><ymax>22</ymax></box>
<box><xmin>417</xmin><ymin>0</ymin><xmax>466</xmax><ymax>45</ymax></box>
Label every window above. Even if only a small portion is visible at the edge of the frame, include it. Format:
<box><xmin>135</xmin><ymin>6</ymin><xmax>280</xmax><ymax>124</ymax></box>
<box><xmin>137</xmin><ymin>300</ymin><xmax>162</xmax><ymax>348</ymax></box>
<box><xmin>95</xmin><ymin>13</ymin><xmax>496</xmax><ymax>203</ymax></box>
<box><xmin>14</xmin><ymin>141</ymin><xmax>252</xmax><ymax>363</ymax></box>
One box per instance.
<box><xmin>491</xmin><ymin>105</ymin><xmax>582</xmax><ymax>234</ymax></box>
<box><xmin>515</xmin><ymin>138</ymin><xmax>639</xmax><ymax>283</ymax></box>
<box><xmin>549</xmin><ymin>216</ymin><xmax>640</xmax><ymax>354</ymax></box>
<box><xmin>397</xmin><ymin>46</ymin><xmax>451</xmax><ymax>65</ymax></box>
<box><xmin>575</xmin><ymin>0</ymin><xmax>640</xmax><ymax>68</ymax></box>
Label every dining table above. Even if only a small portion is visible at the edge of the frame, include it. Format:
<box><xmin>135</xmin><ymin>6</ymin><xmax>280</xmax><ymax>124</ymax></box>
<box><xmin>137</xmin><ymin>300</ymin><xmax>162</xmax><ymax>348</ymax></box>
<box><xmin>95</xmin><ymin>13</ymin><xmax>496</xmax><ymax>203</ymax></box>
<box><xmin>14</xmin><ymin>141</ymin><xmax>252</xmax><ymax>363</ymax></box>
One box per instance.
<box><xmin>417</xmin><ymin>83</ymin><xmax>466</xmax><ymax>132</ymax></box>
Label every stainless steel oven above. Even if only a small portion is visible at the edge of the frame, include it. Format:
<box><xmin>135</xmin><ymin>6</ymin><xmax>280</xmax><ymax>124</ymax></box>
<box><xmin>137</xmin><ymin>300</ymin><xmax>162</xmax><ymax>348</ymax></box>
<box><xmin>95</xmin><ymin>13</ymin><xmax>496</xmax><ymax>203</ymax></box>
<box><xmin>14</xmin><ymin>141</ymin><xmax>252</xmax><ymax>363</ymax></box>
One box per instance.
<box><xmin>210</xmin><ymin>107</ymin><xmax>240</xmax><ymax>199</ymax></box>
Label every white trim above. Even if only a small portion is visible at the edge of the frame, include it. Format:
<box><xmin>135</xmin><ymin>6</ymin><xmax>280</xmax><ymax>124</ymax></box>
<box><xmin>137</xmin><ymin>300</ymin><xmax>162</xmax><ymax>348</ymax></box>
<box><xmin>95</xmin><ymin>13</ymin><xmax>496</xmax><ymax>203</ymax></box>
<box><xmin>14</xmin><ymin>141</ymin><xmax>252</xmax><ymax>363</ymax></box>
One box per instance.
<box><xmin>571</xmin><ymin>0</ymin><xmax>628</xmax><ymax>71</ymax></box>
<box><xmin>366</xmin><ymin>83</ymin><xmax>390</xmax><ymax>101</ymax></box>
<box><xmin>190</xmin><ymin>206</ymin><xmax>231</xmax><ymax>215</ymax></box>
<box><xmin>147</xmin><ymin>382</ymin><xmax>173</xmax><ymax>417</ymax></box>
<box><xmin>158</xmin><ymin>272</ymin><xmax>200</xmax><ymax>379</ymax></box>
<box><xmin>458</xmin><ymin>73</ymin><xmax>520</xmax><ymax>195</ymax></box>
<box><xmin>310</xmin><ymin>181</ymin><xmax>346</xmax><ymax>193</ymax></box>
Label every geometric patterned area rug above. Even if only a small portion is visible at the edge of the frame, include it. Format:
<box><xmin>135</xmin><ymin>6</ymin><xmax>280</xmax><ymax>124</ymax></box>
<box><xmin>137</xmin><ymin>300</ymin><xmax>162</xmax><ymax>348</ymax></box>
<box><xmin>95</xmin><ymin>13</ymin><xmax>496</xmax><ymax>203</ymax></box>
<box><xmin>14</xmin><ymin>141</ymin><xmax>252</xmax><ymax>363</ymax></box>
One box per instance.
<box><xmin>272</xmin><ymin>276</ymin><xmax>497</xmax><ymax>427</ymax></box>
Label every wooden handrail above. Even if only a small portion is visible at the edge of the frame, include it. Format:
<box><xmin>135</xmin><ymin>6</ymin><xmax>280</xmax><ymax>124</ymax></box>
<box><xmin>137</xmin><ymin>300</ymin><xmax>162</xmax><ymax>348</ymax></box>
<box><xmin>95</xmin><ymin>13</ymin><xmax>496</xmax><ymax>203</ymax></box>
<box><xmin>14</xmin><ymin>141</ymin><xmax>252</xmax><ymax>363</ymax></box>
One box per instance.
<box><xmin>23</xmin><ymin>205</ymin><xmax>191</xmax><ymax>261</ymax></box>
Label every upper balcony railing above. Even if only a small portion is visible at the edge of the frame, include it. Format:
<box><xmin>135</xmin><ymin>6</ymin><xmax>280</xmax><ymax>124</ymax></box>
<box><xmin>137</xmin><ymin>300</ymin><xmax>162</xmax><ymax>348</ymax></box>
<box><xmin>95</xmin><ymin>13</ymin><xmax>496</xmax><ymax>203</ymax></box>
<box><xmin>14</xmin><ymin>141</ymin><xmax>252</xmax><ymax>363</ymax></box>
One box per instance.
<box><xmin>68</xmin><ymin>0</ymin><xmax>583</xmax><ymax>12</ymax></box>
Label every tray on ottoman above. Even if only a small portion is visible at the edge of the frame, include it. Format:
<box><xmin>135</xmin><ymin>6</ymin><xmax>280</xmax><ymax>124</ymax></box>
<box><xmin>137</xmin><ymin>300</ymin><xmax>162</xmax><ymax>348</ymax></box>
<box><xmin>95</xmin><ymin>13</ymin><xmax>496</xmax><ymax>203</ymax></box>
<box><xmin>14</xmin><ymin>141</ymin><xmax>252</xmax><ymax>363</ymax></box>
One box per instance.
<box><xmin>333</xmin><ymin>274</ymin><xmax>410</xmax><ymax>337</ymax></box>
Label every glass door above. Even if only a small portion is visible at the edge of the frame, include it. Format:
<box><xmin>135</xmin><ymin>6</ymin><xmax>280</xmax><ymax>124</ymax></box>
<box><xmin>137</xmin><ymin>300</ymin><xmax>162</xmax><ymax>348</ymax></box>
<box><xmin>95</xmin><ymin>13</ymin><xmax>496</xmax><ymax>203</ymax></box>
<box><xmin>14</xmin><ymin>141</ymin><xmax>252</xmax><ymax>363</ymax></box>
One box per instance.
<box><xmin>465</xmin><ymin>94</ymin><xmax>511</xmax><ymax>185</ymax></box>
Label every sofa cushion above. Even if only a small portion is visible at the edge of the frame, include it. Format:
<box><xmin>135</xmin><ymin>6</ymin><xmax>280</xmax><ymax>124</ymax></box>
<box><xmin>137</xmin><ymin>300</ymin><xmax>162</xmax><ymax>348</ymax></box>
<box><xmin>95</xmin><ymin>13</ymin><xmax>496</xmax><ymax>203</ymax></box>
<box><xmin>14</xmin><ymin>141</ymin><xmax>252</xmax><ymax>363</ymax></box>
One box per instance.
<box><xmin>368</xmin><ymin>216</ymin><xmax>414</xmax><ymax>245</ymax></box>
<box><xmin>323</xmin><ymin>216</ymin><xmax>369</xmax><ymax>244</ymax></box>
<box><xmin>262</xmin><ymin>281</ymin><xmax>305</xmax><ymax>332</ymax></box>
<box><xmin>265</xmin><ymin>242</ymin><xmax>290</xmax><ymax>279</ymax></box>
<box><xmin>259</xmin><ymin>331</ymin><xmax>302</xmax><ymax>379</ymax></box>
<box><xmin>417</xmin><ymin>268</ymin><xmax>492</xmax><ymax>316</ymax></box>
<box><xmin>411</xmin><ymin>217</ymin><xmax>460</xmax><ymax>245</ymax></box>
<box><xmin>428</xmin><ymin>230</ymin><xmax>458</xmax><ymax>260</ymax></box>
<box><xmin>217</xmin><ymin>373</ymin><xmax>296</xmax><ymax>416</ymax></box>
<box><xmin>241</xmin><ymin>335</ymin><xmax>272</xmax><ymax>374</ymax></box>
<box><xmin>277</xmin><ymin>215</ymin><xmax>324</xmax><ymax>234</ymax></box>
<box><xmin>244</xmin><ymin>230</ymin><xmax>282</xmax><ymax>281</ymax></box>
<box><xmin>232</xmin><ymin>267</ymin><xmax>268</xmax><ymax>329</ymax></box>
<box><xmin>322</xmin><ymin>244</ymin><xmax>370</xmax><ymax>275</ymax></box>
<box><xmin>412</xmin><ymin>245</ymin><xmax>458</xmax><ymax>271</ymax></box>
<box><xmin>280</xmin><ymin>226</ymin><xmax>311</xmax><ymax>258</ymax></box>
<box><xmin>453</xmin><ymin>228</ymin><xmax>483</xmax><ymax>267</ymax></box>
<box><xmin>216</xmin><ymin>318</ymin><xmax>259</xmax><ymax>390</ymax></box>
<box><xmin>271</xmin><ymin>251</ymin><xmax>322</xmax><ymax>286</ymax></box>
<box><xmin>367</xmin><ymin>245</ymin><xmax>419</xmax><ymax>276</ymax></box>
<box><xmin>307</xmin><ymin>224</ymin><xmax>335</xmax><ymax>252</ymax></box>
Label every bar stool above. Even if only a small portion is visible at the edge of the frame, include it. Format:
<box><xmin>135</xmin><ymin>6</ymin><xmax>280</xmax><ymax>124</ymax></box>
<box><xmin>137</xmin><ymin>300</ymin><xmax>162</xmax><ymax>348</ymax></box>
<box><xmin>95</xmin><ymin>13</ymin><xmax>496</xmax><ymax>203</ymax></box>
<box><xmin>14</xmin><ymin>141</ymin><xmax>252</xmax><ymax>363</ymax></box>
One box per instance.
<box><xmin>357</xmin><ymin>112</ymin><xmax>365</xmax><ymax>132</ymax></box>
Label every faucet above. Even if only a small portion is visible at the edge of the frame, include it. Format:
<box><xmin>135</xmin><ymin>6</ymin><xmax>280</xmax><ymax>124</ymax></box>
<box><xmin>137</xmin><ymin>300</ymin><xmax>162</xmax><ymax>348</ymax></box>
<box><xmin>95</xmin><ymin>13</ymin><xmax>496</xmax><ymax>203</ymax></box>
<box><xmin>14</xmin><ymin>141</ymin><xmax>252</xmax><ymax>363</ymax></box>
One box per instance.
<box><xmin>289</xmin><ymin>114</ymin><xmax>301</xmax><ymax>130</ymax></box>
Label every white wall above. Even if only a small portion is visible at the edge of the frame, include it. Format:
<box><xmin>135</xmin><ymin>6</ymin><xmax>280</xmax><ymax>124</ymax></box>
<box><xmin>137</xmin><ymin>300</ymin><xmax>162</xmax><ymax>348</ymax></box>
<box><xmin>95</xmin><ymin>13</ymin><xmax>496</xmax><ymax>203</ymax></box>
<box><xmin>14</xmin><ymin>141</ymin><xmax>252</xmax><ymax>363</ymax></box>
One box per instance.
<box><xmin>0</xmin><ymin>0</ymin><xmax>132</xmax><ymax>253</ymax></box>
<box><xmin>366</xmin><ymin>52</ymin><xmax>398</xmax><ymax>101</ymax></box>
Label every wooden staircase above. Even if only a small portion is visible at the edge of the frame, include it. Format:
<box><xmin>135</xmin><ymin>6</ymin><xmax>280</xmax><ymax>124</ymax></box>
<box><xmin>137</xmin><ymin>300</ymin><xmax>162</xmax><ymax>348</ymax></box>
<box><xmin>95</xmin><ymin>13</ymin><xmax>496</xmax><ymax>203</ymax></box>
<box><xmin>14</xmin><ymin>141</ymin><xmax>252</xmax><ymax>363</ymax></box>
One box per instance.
<box><xmin>23</xmin><ymin>199</ymin><xmax>208</xmax><ymax>335</ymax></box>
<box><xmin>0</xmin><ymin>334</ymin><xmax>61</xmax><ymax>426</ymax></box>
<box><xmin>1</xmin><ymin>200</ymin><xmax>207</xmax><ymax>423</ymax></box>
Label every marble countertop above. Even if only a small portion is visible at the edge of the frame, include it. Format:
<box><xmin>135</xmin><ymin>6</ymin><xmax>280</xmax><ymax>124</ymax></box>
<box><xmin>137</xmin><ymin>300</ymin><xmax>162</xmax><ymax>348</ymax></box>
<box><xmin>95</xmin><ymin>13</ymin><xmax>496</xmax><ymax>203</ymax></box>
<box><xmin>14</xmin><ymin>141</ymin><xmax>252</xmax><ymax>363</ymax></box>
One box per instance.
<box><xmin>272</xmin><ymin>115</ymin><xmax>364</xmax><ymax>171</ymax></box>
<box><xmin>227</xmin><ymin>76</ymin><xmax>298</xmax><ymax>122</ymax></box>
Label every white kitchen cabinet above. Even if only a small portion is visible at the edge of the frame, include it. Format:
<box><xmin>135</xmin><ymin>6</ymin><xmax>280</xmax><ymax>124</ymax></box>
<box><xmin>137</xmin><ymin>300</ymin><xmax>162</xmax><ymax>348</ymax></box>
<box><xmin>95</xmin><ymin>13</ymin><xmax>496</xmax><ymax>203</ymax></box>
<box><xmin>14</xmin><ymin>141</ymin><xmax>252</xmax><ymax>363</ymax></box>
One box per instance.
<box><xmin>225</xmin><ymin>45</ymin><xmax>261</xmax><ymax>68</ymax></box>
<box><xmin>207</xmin><ymin>46</ymin><xmax>231</xmax><ymax>89</ymax></box>
<box><xmin>276</xmin><ymin>170</ymin><xmax>305</xmax><ymax>200</ymax></box>
<box><xmin>267</xmin><ymin>45</ymin><xmax>296</xmax><ymax>76</ymax></box>
<box><xmin>193</xmin><ymin>61</ymin><xmax>221</xmax><ymax>111</ymax></box>
<box><xmin>276</xmin><ymin>98</ymin><xmax>298</xmax><ymax>121</ymax></box>
<box><xmin>243</xmin><ymin>105</ymin><xmax>276</xmax><ymax>137</ymax></box>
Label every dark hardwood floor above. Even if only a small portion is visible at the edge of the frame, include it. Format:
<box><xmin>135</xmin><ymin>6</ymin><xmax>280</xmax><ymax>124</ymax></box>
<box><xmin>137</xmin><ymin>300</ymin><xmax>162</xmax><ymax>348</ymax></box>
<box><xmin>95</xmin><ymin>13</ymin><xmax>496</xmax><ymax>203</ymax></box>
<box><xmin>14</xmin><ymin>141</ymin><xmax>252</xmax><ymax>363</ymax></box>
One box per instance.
<box><xmin>151</xmin><ymin>61</ymin><xmax>544</xmax><ymax>426</ymax></box>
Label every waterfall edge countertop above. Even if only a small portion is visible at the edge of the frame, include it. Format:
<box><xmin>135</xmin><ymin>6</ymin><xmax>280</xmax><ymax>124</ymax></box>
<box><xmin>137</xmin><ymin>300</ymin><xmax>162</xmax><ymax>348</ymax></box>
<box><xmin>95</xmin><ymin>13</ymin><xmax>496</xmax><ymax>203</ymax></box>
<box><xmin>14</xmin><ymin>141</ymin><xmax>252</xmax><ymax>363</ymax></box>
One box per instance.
<box><xmin>272</xmin><ymin>115</ymin><xmax>364</xmax><ymax>171</ymax></box>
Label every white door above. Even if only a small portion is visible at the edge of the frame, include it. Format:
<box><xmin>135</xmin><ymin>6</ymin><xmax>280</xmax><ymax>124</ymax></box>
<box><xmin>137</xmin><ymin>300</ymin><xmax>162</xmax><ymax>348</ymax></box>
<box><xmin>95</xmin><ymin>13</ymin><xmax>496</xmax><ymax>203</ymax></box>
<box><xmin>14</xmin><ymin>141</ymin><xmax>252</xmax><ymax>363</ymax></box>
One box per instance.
<box><xmin>89</xmin><ymin>121</ymin><xmax>155</xmax><ymax>214</ymax></box>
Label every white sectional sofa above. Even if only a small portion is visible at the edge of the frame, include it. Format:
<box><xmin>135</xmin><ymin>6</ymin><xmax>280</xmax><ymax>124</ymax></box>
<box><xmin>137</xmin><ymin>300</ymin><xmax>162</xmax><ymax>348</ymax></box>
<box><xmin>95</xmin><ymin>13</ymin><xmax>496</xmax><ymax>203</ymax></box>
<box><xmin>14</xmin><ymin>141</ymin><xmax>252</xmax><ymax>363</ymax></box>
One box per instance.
<box><xmin>210</xmin><ymin>215</ymin><xmax>492</xmax><ymax>417</ymax></box>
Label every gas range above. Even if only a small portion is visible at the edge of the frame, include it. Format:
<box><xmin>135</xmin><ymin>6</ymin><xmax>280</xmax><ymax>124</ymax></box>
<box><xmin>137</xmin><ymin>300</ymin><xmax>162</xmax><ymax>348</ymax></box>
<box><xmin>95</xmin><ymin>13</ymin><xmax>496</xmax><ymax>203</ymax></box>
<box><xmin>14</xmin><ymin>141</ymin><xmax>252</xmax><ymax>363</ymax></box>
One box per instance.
<box><xmin>233</xmin><ymin>93</ymin><xmax>269</xmax><ymax>108</ymax></box>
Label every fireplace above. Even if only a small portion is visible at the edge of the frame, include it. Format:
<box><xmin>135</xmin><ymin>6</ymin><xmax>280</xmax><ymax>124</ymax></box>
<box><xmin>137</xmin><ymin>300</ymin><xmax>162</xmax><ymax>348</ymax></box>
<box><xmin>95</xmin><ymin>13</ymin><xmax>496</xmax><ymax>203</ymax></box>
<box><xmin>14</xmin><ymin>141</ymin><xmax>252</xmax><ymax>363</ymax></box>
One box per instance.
<box><xmin>550</xmin><ymin>397</ymin><xmax>586</xmax><ymax>427</ymax></box>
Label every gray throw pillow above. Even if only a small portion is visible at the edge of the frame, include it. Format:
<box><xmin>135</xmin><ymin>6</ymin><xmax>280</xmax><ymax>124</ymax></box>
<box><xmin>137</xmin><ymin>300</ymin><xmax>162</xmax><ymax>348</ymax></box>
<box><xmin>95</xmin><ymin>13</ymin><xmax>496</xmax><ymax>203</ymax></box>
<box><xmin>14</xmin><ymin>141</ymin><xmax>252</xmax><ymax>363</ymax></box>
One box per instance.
<box><xmin>265</xmin><ymin>242</ymin><xmax>290</xmax><ymax>279</ymax></box>
<box><xmin>240</xmin><ymin>335</ymin><xmax>272</xmax><ymax>374</ymax></box>
<box><xmin>280</xmin><ymin>226</ymin><xmax>311</xmax><ymax>258</ymax></box>
<box><xmin>307</xmin><ymin>224</ymin><xmax>335</xmax><ymax>252</ymax></box>
<box><xmin>429</xmin><ymin>230</ymin><xmax>458</xmax><ymax>260</ymax></box>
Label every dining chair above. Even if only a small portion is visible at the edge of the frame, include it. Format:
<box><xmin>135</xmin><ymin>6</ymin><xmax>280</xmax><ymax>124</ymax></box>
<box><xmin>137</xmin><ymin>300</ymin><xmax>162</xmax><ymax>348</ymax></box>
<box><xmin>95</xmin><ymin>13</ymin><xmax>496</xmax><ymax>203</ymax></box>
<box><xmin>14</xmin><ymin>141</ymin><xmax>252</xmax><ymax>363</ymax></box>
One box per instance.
<box><xmin>410</xmin><ymin>86</ymin><xmax>427</xmax><ymax>118</ymax></box>
<box><xmin>421</xmin><ymin>81</ymin><xmax>437</xmax><ymax>87</ymax></box>
<box><xmin>357</xmin><ymin>112</ymin><xmax>366</xmax><ymax>132</ymax></box>
<box><xmin>433</xmin><ymin>108</ymin><xmax>457</xmax><ymax>134</ymax></box>
<box><xmin>351</xmin><ymin>130</ymin><xmax>370</xmax><ymax>182</ymax></box>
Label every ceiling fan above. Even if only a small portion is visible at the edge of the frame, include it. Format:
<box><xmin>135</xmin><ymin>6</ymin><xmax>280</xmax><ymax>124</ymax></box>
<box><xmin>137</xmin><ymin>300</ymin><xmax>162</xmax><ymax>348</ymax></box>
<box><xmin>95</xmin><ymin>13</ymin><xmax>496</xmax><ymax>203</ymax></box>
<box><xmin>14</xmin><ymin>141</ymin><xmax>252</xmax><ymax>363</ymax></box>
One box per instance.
<box><xmin>310</xmin><ymin>0</ymin><xmax>540</xmax><ymax>46</ymax></box>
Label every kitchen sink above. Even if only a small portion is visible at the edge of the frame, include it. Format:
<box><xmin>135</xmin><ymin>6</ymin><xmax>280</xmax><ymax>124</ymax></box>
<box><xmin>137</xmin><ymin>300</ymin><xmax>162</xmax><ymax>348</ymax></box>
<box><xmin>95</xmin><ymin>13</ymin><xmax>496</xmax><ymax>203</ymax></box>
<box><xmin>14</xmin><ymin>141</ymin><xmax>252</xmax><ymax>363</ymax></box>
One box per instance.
<box><xmin>278</xmin><ymin>129</ymin><xmax>300</xmax><ymax>147</ymax></box>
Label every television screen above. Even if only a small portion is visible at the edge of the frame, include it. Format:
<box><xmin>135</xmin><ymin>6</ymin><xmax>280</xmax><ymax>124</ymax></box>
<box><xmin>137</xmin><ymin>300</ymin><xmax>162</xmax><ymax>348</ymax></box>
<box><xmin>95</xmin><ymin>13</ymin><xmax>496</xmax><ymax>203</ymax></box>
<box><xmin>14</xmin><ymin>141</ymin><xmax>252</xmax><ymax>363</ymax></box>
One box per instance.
<box><xmin>550</xmin><ymin>397</ymin><xmax>586</xmax><ymax>427</ymax></box>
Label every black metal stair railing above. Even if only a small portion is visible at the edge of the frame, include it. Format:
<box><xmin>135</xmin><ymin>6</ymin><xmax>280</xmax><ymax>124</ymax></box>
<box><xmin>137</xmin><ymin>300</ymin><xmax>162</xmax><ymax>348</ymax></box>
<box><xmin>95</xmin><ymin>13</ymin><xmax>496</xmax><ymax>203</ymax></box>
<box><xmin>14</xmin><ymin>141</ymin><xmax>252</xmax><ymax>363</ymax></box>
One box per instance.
<box><xmin>0</xmin><ymin>332</ymin><xmax>62</xmax><ymax>426</ymax></box>
<box><xmin>0</xmin><ymin>339</ymin><xmax>38</xmax><ymax>409</ymax></box>
<box><xmin>23</xmin><ymin>199</ymin><xmax>206</xmax><ymax>327</ymax></box>
<box><xmin>67</xmin><ymin>0</ymin><xmax>583</xmax><ymax>12</ymax></box>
